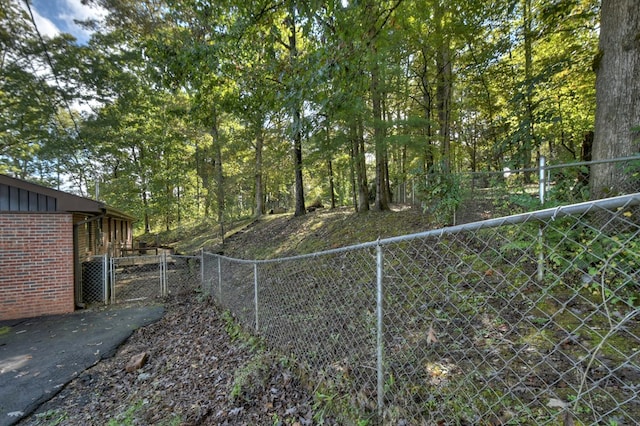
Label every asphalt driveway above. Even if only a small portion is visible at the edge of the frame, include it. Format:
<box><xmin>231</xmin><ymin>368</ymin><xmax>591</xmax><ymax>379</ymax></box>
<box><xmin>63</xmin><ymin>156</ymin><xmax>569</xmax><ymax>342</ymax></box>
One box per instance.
<box><xmin>0</xmin><ymin>305</ymin><xmax>164</xmax><ymax>426</ymax></box>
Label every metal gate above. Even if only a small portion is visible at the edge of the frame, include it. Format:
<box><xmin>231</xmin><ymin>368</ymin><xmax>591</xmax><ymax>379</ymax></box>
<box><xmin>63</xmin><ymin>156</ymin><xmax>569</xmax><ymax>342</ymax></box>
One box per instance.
<box><xmin>99</xmin><ymin>253</ymin><xmax>202</xmax><ymax>305</ymax></box>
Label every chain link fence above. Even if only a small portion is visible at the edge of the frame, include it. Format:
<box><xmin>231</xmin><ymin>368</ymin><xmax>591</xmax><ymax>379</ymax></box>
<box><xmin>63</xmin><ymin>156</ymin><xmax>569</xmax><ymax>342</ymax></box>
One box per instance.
<box><xmin>398</xmin><ymin>156</ymin><xmax>640</xmax><ymax>225</ymax></box>
<box><xmin>167</xmin><ymin>254</ymin><xmax>202</xmax><ymax>296</ymax></box>
<box><xmin>205</xmin><ymin>192</ymin><xmax>640</xmax><ymax>425</ymax></box>
<box><xmin>101</xmin><ymin>253</ymin><xmax>202</xmax><ymax>304</ymax></box>
<box><xmin>81</xmin><ymin>255</ymin><xmax>109</xmax><ymax>305</ymax></box>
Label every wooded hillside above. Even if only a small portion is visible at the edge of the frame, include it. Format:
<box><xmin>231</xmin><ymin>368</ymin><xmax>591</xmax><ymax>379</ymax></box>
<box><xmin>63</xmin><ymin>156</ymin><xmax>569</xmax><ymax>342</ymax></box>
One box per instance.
<box><xmin>1</xmin><ymin>0</ymin><xmax>637</xmax><ymax>234</ymax></box>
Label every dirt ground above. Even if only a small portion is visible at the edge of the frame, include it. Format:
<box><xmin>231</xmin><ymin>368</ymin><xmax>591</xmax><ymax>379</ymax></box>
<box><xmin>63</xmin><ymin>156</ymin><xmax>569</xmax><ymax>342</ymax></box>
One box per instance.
<box><xmin>18</xmin><ymin>296</ymin><xmax>337</xmax><ymax>426</ymax></box>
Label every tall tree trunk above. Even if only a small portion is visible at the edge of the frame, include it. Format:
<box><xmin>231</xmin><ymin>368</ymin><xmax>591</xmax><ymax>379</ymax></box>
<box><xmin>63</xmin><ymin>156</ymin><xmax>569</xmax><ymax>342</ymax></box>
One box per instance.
<box><xmin>165</xmin><ymin>183</ymin><xmax>171</xmax><ymax>232</ymax></box>
<box><xmin>435</xmin><ymin>1</ymin><xmax>452</xmax><ymax>172</ymax></box>
<box><xmin>326</xmin><ymin>122</ymin><xmax>336</xmax><ymax>209</ymax></box>
<box><xmin>214</xmin><ymin>141</ymin><xmax>224</xmax><ymax>243</ymax></box>
<box><xmin>352</xmin><ymin>118</ymin><xmax>369</xmax><ymax>212</ymax></box>
<box><xmin>288</xmin><ymin>3</ymin><xmax>306</xmax><ymax>216</ymax></box>
<box><xmin>401</xmin><ymin>143</ymin><xmax>407</xmax><ymax>203</ymax></box>
<box><xmin>371</xmin><ymin>45</ymin><xmax>390</xmax><ymax>211</ymax></box>
<box><xmin>328</xmin><ymin>159</ymin><xmax>336</xmax><ymax>209</ymax></box>
<box><xmin>590</xmin><ymin>0</ymin><xmax>640</xmax><ymax>198</ymax></box>
<box><xmin>195</xmin><ymin>142</ymin><xmax>214</xmax><ymax>217</ymax></box>
<box><xmin>349</xmin><ymin>140</ymin><xmax>358</xmax><ymax>211</ymax></box>
<box><xmin>142</xmin><ymin>191</ymin><xmax>150</xmax><ymax>234</ymax></box>
<box><xmin>176</xmin><ymin>185</ymin><xmax>181</xmax><ymax>225</ymax></box>
<box><xmin>522</xmin><ymin>0</ymin><xmax>536</xmax><ymax>182</ymax></box>
<box><xmin>254</xmin><ymin>124</ymin><xmax>265</xmax><ymax>218</ymax></box>
<box><xmin>134</xmin><ymin>146</ymin><xmax>151</xmax><ymax>234</ymax></box>
<box><xmin>292</xmin><ymin>112</ymin><xmax>305</xmax><ymax>216</ymax></box>
<box><xmin>211</xmin><ymin>108</ymin><xmax>225</xmax><ymax>244</ymax></box>
<box><xmin>419</xmin><ymin>47</ymin><xmax>435</xmax><ymax>172</ymax></box>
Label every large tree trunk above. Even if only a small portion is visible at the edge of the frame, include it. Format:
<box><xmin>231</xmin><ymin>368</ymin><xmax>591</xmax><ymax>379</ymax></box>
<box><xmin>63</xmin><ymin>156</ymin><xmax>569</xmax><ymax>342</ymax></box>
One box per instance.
<box><xmin>371</xmin><ymin>46</ymin><xmax>390</xmax><ymax>211</ymax></box>
<box><xmin>352</xmin><ymin>118</ymin><xmax>369</xmax><ymax>212</ymax></box>
<box><xmin>435</xmin><ymin>1</ymin><xmax>453</xmax><ymax>172</ymax></box>
<box><xmin>590</xmin><ymin>0</ymin><xmax>640</xmax><ymax>198</ymax></box>
<box><xmin>292</xmin><ymin>112</ymin><xmax>305</xmax><ymax>216</ymax></box>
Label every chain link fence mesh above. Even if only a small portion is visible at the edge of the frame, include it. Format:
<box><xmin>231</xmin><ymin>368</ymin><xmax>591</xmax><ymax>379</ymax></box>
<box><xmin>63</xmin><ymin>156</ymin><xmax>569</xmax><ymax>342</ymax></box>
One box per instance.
<box><xmin>110</xmin><ymin>255</ymin><xmax>163</xmax><ymax>303</ymax></box>
<box><xmin>81</xmin><ymin>255</ymin><xmax>109</xmax><ymax>305</ymax></box>
<box><xmin>107</xmin><ymin>254</ymin><xmax>202</xmax><ymax>304</ymax></box>
<box><xmin>259</xmin><ymin>249</ymin><xmax>380</xmax><ymax>419</ymax></box>
<box><xmin>381</xmin><ymin>198</ymin><xmax>640</xmax><ymax>425</ymax></box>
<box><xmin>398</xmin><ymin>156</ymin><xmax>640</xmax><ymax>225</ymax></box>
<box><xmin>205</xmin><ymin>192</ymin><xmax>640</xmax><ymax>425</ymax></box>
<box><xmin>167</xmin><ymin>254</ymin><xmax>202</xmax><ymax>297</ymax></box>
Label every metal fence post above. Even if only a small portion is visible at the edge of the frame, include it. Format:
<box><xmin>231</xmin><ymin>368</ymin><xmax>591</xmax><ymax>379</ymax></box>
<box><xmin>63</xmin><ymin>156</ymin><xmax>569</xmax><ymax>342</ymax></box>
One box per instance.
<box><xmin>109</xmin><ymin>256</ymin><xmax>115</xmax><ymax>304</ymax></box>
<box><xmin>102</xmin><ymin>254</ymin><xmax>108</xmax><ymax>305</ymax></box>
<box><xmin>254</xmin><ymin>263</ymin><xmax>259</xmax><ymax>332</ymax></box>
<box><xmin>200</xmin><ymin>248</ymin><xmax>204</xmax><ymax>291</ymax></box>
<box><xmin>376</xmin><ymin>242</ymin><xmax>384</xmax><ymax>419</ymax></box>
<box><xmin>537</xmin><ymin>156</ymin><xmax>546</xmax><ymax>282</ymax></box>
<box><xmin>539</xmin><ymin>155</ymin><xmax>546</xmax><ymax>204</ymax></box>
<box><xmin>160</xmin><ymin>251</ymin><xmax>166</xmax><ymax>297</ymax></box>
<box><xmin>217</xmin><ymin>257</ymin><xmax>222</xmax><ymax>301</ymax></box>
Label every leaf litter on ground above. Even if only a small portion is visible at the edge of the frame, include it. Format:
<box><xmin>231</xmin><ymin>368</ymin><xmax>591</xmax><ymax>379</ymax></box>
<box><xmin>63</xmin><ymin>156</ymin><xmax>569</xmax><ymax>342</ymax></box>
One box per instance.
<box><xmin>18</xmin><ymin>296</ymin><xmax>337</xmax><ymax>426</ymax></box>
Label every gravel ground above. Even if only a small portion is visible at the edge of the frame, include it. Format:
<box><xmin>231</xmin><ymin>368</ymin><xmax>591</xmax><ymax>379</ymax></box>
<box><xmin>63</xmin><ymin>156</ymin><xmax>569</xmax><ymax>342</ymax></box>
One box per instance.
<box><xmin>19</xmin><ymin>296</ymin><xmax>337</xmax><ymax>426</ymax></box>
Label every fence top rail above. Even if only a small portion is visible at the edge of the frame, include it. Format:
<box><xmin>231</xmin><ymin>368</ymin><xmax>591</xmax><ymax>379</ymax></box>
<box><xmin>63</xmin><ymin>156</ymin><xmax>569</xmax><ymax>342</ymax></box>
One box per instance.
<box><xmin>453</xmin><ymin>155</ymin><xmax>640</xmax><ymax>177</ymax></box>
<box><xmin>111</xmin><ymin>254</ymin><xmax>162</xmax><ymax>261</ymax></box>
<box><xmin>204</xmin><ymin>192</ymin><xmax>640</xmax><ymax>265</ymax></box>
<box><xmin>543</xmin><ymin>155</ymin><xmax>640</xmax><ymax>171</ymax></box>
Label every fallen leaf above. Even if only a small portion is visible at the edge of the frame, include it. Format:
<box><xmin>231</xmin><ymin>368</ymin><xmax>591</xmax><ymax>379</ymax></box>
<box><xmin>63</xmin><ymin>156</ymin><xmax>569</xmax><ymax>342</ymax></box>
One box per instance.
<box><xmin>284</xmin><ymin>406</ymin><xmax>298</xmax><ymax>416</ymax></box>
<box><xmin>229</xmin><ymin>406</ymin><xmax>244</xmax><ymax>416</ymax></box>
<box><xmin>547</xmin><ymin>398</ymin><xmax>568</xmax><ymax>409</ymax></box>
<box><xmin>496</xmin><ymin>323</ymin><xmax>509</xmax><ymax>333</ymax></box>
<box><xmin>427</xmin><ymin>323</ymin><xmax>438</xmax><ymax>344</ymax></box>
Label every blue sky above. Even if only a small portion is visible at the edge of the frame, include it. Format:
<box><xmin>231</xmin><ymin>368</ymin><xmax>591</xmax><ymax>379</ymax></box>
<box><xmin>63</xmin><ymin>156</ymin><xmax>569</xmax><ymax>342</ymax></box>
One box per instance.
<box><xmin>30</xmin><ymin>0</ymin><xmax>106</xmax><ymax>44</ymax></box>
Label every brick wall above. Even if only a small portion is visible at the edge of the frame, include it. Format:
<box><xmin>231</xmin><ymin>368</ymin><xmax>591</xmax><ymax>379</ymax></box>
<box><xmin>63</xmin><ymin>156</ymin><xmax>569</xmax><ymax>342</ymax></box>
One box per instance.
<box><xmin>0</xmin><ymin>212</ymin><xmax>75</xmax><ymax>320</ymax></box>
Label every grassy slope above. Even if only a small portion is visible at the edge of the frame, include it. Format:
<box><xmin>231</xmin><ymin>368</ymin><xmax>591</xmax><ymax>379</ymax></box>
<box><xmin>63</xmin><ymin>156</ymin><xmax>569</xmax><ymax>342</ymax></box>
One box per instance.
<box><xmin>150</xmin><ymin>205</ymin><xmax>438</xmax><ymax>259</ymax></box>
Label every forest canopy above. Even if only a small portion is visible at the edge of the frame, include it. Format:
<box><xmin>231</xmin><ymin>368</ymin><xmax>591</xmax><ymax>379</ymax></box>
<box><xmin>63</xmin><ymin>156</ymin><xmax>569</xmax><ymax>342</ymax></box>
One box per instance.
<box><xmin>0</xmin><ymin>0</ymin><xmax>623</xmax><ymax>233</ymax></box>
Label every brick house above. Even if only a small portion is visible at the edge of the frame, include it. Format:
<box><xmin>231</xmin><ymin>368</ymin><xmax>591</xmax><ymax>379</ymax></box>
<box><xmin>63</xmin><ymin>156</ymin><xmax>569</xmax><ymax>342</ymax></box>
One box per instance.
<box><xmin>0</xmin><ymin>174</ymin><xmax>134</xmax><ymax>320</ymax></box>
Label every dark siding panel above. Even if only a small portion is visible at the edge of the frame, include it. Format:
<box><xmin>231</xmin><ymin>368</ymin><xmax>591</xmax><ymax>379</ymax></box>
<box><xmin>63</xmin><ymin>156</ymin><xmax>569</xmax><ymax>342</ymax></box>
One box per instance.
<box><xmin>38</xmin><ymin>194</ymin><xmax>47</xmax><ymax>210</ymax></box>
<box><xmin>28</xmin><ymin>191</ymin><xmax>38</xmax><ymax>211</ymax></box>
<box><xmin>47</xmin><ymin>196</ymin><xmax>57</xmax><ymax>211</ymax></box>
<box><xmin>19</xmin><ymin>189</ymin><xmax>29</xmax><ymax>211</ymax></box>
<box><xmin>0</xmin><ymin>184</ymin><xmax>8</xmax><ymax>210</ymax></box>
<box><xmin>0</xmin><ymin>184</ymin><xmax>58</xmax><ymax>212</ymax></box>
<box><xmin>9</xmin><ymin>186</ymin><xmax>19</xmax><ymax>210</ymax></box>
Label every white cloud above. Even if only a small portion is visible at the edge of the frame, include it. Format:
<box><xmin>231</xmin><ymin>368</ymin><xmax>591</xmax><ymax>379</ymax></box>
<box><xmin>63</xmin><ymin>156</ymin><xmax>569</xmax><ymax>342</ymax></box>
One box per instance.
<box><xmin>23</xmin><ymin>4</ymin><xmax>61</xmax><ymax>38</ymax></box>
<box><xmin>58</xmin><ymin>0</ymin><xmax>107</xmax><ymax>40</ymax></box>
<box><xmin>69</xmin><ymin>0</ymin><xmax>107</xmax><ymax>20</ymax></box>
<box><xmin>28</xmin><ymin>0</ymin><xmax>107</xmax><ymax>43</ymax></box>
